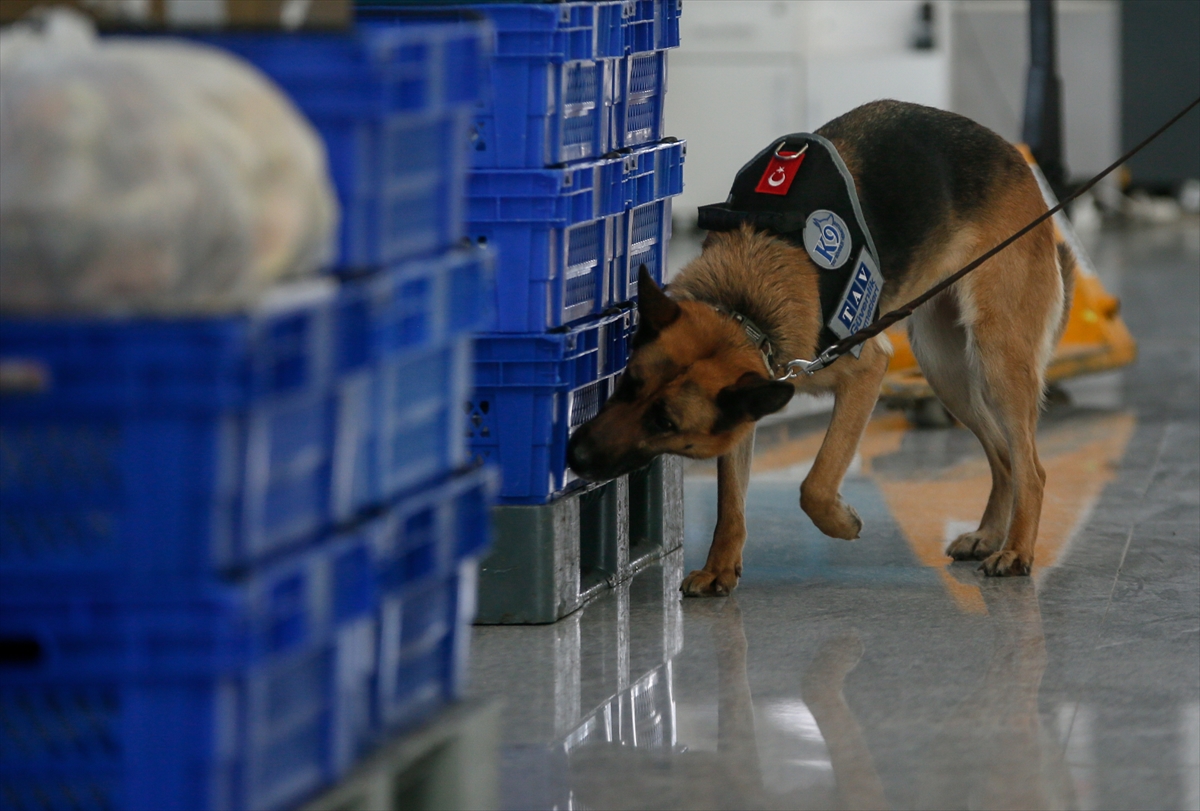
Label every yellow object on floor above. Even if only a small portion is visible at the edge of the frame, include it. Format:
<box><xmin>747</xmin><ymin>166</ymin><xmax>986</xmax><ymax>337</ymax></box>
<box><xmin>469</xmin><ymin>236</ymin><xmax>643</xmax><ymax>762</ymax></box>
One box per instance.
<box><xmin>880</xmin><ymin>145</ymin><xmax>1137</xmax><ymax>404</ymax></box>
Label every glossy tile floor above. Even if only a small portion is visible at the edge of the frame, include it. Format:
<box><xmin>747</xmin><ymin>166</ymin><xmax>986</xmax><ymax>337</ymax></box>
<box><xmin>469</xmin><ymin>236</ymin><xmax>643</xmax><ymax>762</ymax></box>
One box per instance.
<box><xmin>468</xmin><ymin>218</ymin><xmax>1200</xmax><ymax>811</ymax></box>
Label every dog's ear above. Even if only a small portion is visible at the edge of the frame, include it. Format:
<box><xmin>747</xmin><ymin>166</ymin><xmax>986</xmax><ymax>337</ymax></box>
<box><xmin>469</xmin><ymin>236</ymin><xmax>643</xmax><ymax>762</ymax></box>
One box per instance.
<box><xmin>637</xmin><ymin>265</ymin><xmax>681</xmax><ymax>332</ymax></box>
<box><xmin>714</xmin><ymin>372</ymin><xmax>795</xmax><ymax>431</ymax></box>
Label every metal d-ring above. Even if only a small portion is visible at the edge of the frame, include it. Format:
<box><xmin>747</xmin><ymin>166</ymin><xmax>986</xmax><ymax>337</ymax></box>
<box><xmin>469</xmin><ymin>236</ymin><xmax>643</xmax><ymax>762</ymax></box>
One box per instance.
<box><xmin>774</xmin><ymin>142</ymin><xmax>808</xmax><ymax>161</ymax></box>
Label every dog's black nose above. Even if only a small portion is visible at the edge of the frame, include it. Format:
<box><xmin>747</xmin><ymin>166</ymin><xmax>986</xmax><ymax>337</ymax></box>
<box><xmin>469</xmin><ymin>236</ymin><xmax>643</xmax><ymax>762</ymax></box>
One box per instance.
<box><xmin>566</xmin><ymin>429</ymin><xmax>592</xmax><ymax>474</ymax></box>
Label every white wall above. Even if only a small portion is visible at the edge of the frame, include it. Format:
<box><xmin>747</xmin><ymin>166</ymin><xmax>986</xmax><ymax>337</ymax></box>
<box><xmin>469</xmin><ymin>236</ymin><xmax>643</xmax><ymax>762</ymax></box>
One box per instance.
<box><xmin>951</xmin><ymin>0</ymin><xmax>1120</xmax><ymax>179</ymax></box>
<box><xmin>665</xmin><ymin>0</ymin><xmax>1120</xmax><ymax>227</ymax></box>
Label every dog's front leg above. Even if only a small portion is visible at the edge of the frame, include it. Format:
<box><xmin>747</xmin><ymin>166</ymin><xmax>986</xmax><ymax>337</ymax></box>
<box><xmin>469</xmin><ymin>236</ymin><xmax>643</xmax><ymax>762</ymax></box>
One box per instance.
<box><xmin>801</xmin><ymin>341</ymin><xmax>889</xmax><ymax>539</ymax></box>
<box><xmin>680</xmin><ymin>426</ymin><xmax>756</xmax><ymax>597</ymax></box>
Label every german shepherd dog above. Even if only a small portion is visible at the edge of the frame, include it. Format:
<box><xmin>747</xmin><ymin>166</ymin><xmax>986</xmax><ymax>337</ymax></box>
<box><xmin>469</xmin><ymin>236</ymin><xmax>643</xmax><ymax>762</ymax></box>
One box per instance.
<box><xmin>567</xmin><ymin>101</ymin><xmax>1074</xmax><ymax>596</ymax></box>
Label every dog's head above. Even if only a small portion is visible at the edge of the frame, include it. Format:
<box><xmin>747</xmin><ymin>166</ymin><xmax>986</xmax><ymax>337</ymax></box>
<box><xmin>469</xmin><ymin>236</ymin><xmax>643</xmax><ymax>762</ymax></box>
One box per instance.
<box><xmin>567</xmin><ymin>266</ymin><xmax>795</xmax><ymax>481</ymax></box>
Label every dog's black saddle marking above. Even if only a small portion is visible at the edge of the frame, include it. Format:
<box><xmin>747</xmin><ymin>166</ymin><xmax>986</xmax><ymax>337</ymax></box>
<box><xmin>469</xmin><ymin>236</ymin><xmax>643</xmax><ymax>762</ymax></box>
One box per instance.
<box><xmin>697</xmin><ymin>134</ymin><xmax>880</xmax><ymax>353</ymax></box>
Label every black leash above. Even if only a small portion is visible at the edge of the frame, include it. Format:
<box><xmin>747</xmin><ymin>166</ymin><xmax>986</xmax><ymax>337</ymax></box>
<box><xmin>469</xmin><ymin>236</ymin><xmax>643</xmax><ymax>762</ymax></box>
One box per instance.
<box><xmin>779</xmin><ymin>94</ymin><xmax>1200</xmax><ymax>379</ymax></box>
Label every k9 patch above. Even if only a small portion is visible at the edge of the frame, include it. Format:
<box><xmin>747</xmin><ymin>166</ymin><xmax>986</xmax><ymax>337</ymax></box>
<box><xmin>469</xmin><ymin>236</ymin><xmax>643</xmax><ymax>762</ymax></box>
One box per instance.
<box><xmin>803</xmin><ymin>209</ymin><xmax>852</xmax><ymax>269</ymax></box>
<box><xmin>828</xmin><ymin>248</ymin><xmax>883</xmax><ymax>355</ymax></box>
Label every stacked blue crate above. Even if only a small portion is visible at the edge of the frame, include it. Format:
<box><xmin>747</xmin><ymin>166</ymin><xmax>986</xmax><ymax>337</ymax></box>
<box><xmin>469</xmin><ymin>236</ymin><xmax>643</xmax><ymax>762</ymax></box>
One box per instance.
<box><xmin>0</xmin><ymin>15</ymin><xmax>497</xmax><ymax>811</ymax></box>
<box><xmin>467</xmin><ymin>308</ymin><xmax>634</xmax><ymax>501</ymax></box>
<box><xmin>360</xmin><ymin>0</ymin><xmax>684</xmax><ymax>504</ymax></box>
<box><xmin>0</xmin><ymin>464</ymin><xmax>496</xmax><ymax>811</ymax></box>
<box><xmin>331</xmin><ymin>247</ymin><xmax>494</xmax><ymax>523</ymax></box>
<box><xmin>186</xmin><ymin>4</ymin><xmax>502</xmax><ymax>758</ymax></box>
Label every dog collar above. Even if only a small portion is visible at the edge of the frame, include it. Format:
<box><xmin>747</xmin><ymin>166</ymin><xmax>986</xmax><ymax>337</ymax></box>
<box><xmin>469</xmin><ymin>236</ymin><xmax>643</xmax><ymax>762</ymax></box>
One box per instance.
<box><xmin>696</xmin><ymin>133</ymin><xmax>883</xmax><ymax>357</ymax></box>
<box><xmin>709</xmin><ymin>304</ymin><xmax>777</xmax><ymax>377</ymax></box>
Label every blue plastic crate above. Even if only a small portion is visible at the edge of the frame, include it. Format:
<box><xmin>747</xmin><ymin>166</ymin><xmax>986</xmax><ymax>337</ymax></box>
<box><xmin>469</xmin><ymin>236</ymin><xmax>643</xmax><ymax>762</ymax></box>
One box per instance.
<box><xmin>185</xmin><ymin>19</ymin><xmax>490</xmax><ymax>120</ymax></box>
<box><xmin>185</xmin><ymin>19</ymin><xmax>490</xmax><ymax>270</ymax></box>
<box><xmin>466</xmin><ymin>140</ymin><xmax>683</xmax><ymax>331</ymax></box>
<box><xmin>332</xmin><ymin>334</ymin><xmax>475</xmax><ymax>522</ymax></box>
<box><xmin>468</xmin><ymin>308</ymin><xmax>635</xmax><ymax>503</ymax></box>
<box><xmin>619</xmin><ymin>138</ymin><xmax>685</xmax><ymax>209</ymax></box>
<box><xmin>323</xmin><ymin>108</ymin><xmax>473</xmax><ymax>270</ymax></box>
<box><xmin>361</xmin><ymin>2</ymin><xmax>679</xmax><ymax>168</ymax></box>
<box><xmin>361</xmin><ymin>2</ymin><xmax>628</xmax><ymax>168</ymax></box>
<box><xmin>360</xmin><ymin>2</ymin><xmax>679</xmax><ymax>59</ymax></box>
<box><xmin>332</xmin><ymin>245</ymin><xmax>494</xmax><ymax>520</ymax></box>
<box><xmin>471</xmin><ymin>55</ymin><xmax>615</xmax><ymax>168</ymax></box>
<box><xmin>360</xmin><ymin>465</ymin><xmax>497</xmax><ymax>730</ymax></box>
<box><xmin>613</xmin><ymin>50</ymin><xmax>668</xmax><ymax>149</ymax></box>
<box><xmin>376</xmin><ymin>557</ymin><xmax>480</xmax><ymax>732</ymax></box>
<box><xmin>368</xmin><ymin>465</ymin><xmax>497</xmax><ymax>584</ymax></box>
<box><xmin>607</xmin><ymin>141</ymin><xmax>683</xmax><ymax>302</ymax></box>
<box><xmin>0</xmin><ymin>533</ymin><xmax>379</xmax><ymax>811</ymax></box>
<box><xmin>334</xmin><ymin>245</ymin><xmax>494</xmax><ymax>374</ymax></box>
<box><xmin>0</xmin><ymin>463</ymin><xmax>496</xmax><ymax>810</ymax></box>
<box><xmin>613</xmin><ymin>197</ymin><xmax>673</xmax><ymax>304</ymax></box>
<box><xmin>361</xmin><ymin>3</ymin><xmax>626</xmax><ymax>61</ymax></box>
<box><xmin>0</xmin><ymin>282</ymin><xmax>339</xmax><ymax>582</ymax></box>
<box><xmin>468</xmin><ymin>156</ymin><xmax>628</xmax><ymax>224</ymax></box>
<box><xmin>624</xmin><ymin>0</ymin><xmax>683</xmax><ymax>53</ymax></box>
<box><xmin>362</xmin><ymin>465</ymin><xmax>494</xmax><ymax>714</ymax></box>
<box><xmin>353</xmin><ymin>464</ymin><xmax>496</xmax><ymax>735</ymax></box>
<box><xmin>467</xmin><ymin>212</ymin><xmax>619</xmax><ymax>332</ymax></box>
<box><xmin>369</xmin><ymin>465</ymin><xmax>492</xmax><ymax>729</ymax></box>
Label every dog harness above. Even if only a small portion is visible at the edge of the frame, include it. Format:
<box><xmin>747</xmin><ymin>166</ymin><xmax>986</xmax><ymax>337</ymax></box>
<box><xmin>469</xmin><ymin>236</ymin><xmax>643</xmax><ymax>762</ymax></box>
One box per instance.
<box><xmin>697</xmin><ymin>134</ymin><xmax>884</xmax><ymax>361</ymax></box>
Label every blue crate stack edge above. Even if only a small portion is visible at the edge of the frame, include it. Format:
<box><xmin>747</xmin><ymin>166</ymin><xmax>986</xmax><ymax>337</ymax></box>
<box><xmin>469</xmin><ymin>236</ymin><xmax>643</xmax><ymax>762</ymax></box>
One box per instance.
<box><xmin>0</xmin><ymin>14</ymin><xmax>500</xmax><ymax>811</ymax></box>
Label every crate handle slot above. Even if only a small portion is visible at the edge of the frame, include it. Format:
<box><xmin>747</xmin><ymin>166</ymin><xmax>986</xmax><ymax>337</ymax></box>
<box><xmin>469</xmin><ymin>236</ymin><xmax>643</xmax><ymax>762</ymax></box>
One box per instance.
<box><xmin>0</xmin><ymin>636</ymin><xmax>44</xmax><ymax>666</ymax></box>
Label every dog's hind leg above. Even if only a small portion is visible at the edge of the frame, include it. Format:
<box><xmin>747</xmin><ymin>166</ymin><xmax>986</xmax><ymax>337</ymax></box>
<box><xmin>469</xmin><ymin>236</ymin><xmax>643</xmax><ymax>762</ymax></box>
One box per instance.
<box><xmin>969</xmin><ymin>330</ymin><xmax>1048</xmax><ymax>577</ymax></box>
<box><xmin>959</xmin><ymin>230</ymin><xmax>1062</xmax><ymax>577</ymax></box>
<box><xmin>681</xmin><ymin>426</ymin><xmax>756</xmax><ymax>597</ymax></box>
<box><xmin>908</xmin><ymin>292</ymin><xmax>1013</xmax><ymax>561</ymax></box>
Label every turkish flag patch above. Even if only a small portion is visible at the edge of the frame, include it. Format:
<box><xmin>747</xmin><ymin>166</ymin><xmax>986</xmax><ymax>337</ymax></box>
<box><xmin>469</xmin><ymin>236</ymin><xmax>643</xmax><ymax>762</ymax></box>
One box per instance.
<box><xmin>754</xmin><ymin>145</ymin><xmax>807</xmax><ymax>195</ymax></box>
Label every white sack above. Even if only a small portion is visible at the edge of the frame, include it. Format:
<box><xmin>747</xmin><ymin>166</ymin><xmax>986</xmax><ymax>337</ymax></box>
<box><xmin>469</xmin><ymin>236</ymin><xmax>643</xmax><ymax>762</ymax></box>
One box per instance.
<box><xmin>0</xmin><ymin>8</ymin><xmax>339</xmax><ymax>315</ymax></box>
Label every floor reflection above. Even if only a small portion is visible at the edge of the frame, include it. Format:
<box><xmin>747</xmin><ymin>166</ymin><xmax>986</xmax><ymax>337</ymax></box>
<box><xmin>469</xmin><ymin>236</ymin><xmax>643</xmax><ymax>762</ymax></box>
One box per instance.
<box><xmin>532</xmin><ymin>567</ymin><xmax>1075</xmax><ymax>811</ymax></box>
<box><xmin>686</xmin><ymin>406</ymin><xmax>1137</xmax><ymax>609</ymax></box>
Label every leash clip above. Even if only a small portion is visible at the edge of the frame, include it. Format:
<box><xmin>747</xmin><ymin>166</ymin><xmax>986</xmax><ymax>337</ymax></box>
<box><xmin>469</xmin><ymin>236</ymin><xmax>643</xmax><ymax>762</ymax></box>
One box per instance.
<box><xmin>775</xmin><ymin>347</ymin><xmax>840</xmax><ymax>381</ymax></box>
<box><xmin>776</xmin><ymin>359</ymin><xmax>820</xmax><ymax>380</ymax></box>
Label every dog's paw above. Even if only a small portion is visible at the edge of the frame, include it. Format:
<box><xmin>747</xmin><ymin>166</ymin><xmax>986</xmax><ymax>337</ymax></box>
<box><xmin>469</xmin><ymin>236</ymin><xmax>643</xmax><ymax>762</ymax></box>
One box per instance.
<box><xmin>680</xmin><ymin>568</ymin><xmax>739</xmax><ymax>597</ymax></box>
<box><xmin>803</xmin><ymin>495</ymin><xmax>862</xmax><ymax>540</ymax></box>
<box><xmin>979</xmin><ymin>549</ymin><xmax>1032</xmax><ymax>577</ymax></box>
<box><xmin>946</xmin><ymin>530</ymin><xmax>1003</xmax><ymax>561</ymax></box>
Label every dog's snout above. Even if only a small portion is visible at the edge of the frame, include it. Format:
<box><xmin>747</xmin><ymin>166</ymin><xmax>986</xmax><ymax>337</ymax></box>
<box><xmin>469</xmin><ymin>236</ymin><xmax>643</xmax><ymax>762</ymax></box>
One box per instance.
<box><xmin>566</xmin><ymin>427</ymin><xmax>593</xmax><ymax>474</ymax></box>
<box><xmin>567</xmin><ymin>438</ymin><xmax>590</xmax><ymax>468</ymax></box>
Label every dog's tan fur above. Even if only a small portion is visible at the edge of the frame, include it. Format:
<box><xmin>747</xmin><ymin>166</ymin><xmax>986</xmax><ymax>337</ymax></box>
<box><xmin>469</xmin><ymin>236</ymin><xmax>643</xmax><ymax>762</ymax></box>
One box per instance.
<box><xmin>568</xmin><ymin>102</ymin><xmax>1074</xmax><ymax>596</ymax></box>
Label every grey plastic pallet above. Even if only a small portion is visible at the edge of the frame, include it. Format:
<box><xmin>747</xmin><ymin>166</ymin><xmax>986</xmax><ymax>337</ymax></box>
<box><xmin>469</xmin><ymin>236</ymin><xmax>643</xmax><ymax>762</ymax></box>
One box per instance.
<box><xmin>475</xmin><ymin>455</ymin><xmax>684</xmax><ymax>624</ymax></box>
<box><xmin>300</xmin><ymin>700</ymin><xmax>501</xmax><ymax>811</ymax></box>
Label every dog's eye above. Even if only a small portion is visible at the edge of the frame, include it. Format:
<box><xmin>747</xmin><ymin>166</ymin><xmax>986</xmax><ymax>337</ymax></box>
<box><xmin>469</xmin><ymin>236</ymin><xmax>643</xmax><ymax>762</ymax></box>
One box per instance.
<box><xmin>611</xmin><ymin>373</ymin><xmax>643</xmax><ymax>403</ymax></box>
<box><xmin>650</xmin><ymin>404</ymin><xmax>678</xmax><ymax>434</ymax></box>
